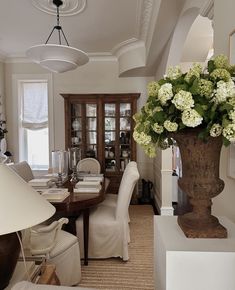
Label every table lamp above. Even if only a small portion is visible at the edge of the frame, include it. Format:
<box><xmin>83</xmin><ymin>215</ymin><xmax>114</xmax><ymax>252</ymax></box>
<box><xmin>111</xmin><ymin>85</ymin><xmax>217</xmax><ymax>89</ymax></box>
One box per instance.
<box><xmin>0</xmin><ymin>164</ymin><xmax>55</xmax><ymax>289</ymax></box>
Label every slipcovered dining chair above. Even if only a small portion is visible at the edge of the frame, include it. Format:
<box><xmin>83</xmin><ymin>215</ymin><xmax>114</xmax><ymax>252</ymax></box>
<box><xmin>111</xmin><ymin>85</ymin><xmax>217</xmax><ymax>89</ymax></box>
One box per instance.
<box><xmin>77</xmin><ymin>158</ymin><xmax>101</xmax><ymax>174</ymax></box>
<box><xmin>8</xmin><ymin>161</ymin><xmax>34</xmax><ymax>182</ymax></box>
<box><xmin>100</xmin><ymin>161</ymin><xmax>138</xmax><ymax>209</ymax></box>
<box><xmin>76</xmin><ymin>164</ymin><xmax>140</xmax><ymax>261</ymax></box>
<box><xmin>22</xmin><ymin>218</ymin><xmax>82</xmax><ymax>286</ymax></box>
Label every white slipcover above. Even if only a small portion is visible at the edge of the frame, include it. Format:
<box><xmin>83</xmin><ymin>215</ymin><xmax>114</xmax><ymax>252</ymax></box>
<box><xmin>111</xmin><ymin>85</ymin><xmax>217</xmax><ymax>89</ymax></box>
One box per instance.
<box><xmin>100</xmin><ymin>161</ymin><xmax>138</xmax><ymax>209</ymax></box>
<box><xmin>8</xmin><ymin>161</ymin><xmax>34</xmax><ymax>182</ymax></box>
<box><xmin>76</xmin><ymin>165</ymin><xmax>139</xmax><ymax>261</ymax></box>
<box><xmin>77</xmin><ymin>158</ymin><xmax>101</xmax><ymax>174</ymax></box>
<box><xmin>11</xmin><ymin>281</ymin><xmax>96</xmax><ymax>290</ymax></box>
<box><xmin>22</xmin><ymin>219</ymin><xmax>82</xmax><ymax>286</ymax></box>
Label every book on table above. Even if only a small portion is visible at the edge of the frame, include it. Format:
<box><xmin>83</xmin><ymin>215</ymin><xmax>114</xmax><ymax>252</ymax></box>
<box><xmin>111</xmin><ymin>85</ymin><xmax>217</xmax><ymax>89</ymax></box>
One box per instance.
<box><xmin>75</xmin><ymin>180</ymin><xmax>102</xmax><ymax>193</ymax></box>
<box><xmin>83</xmin><ymin>176</ymin><xmax>104</xmax><ymax>182</ymax></box>
<box><xmin>28</xmin><ymin>178</ymin><xmax>54</xmax><ymax>188</ymax></box>
<box><xmin>41</xmin><ymin>188</ymin><xmax>70</xmax><ymax>202</ymax></box>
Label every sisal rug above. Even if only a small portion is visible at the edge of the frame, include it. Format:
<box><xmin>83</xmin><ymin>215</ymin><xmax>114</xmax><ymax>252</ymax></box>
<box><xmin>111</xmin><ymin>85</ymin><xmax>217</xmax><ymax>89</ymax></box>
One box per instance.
<box><xmin>78</xmin><ymin>205</ymin><xmax>154</xmax><ymax>290</ymax></box>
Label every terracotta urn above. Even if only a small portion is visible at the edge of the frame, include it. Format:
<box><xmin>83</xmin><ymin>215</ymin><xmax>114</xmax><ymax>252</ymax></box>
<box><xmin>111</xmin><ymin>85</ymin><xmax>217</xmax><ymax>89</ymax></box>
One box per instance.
<box><xmin>172</xmin><ymin>128</ymin><xmax>227</xmax><ymax>238</ymax></box>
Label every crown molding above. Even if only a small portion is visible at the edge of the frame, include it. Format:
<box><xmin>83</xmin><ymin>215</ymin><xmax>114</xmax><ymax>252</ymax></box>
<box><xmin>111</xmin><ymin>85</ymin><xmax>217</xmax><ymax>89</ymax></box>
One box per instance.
<box><xmin>112</xmin><ymin>38</ymin><xmax>140</xmax><ymax>57</ymax></box>
<box><xmin>4</xmin><ymin>57</ymin><xmax>32</xmax><ymax>64</ymax></box>
<box><xmin>200</xmin><ymin>0</ymin><xmax>214</xmax><ymax>20</ymax></box>
<box><xmin>138</xmin><ymin>0</ymin><xmax>154</xmax><ymax>41</ymax></box>
<box><xmin>5</xmin><ymin>53</ymin><xmax>117</xmax><ymax>64</ymax></box>
<box><xmin>88</xmin><ymin>53</ymin><xmax>117</xmax><ymax>62</ymax></box>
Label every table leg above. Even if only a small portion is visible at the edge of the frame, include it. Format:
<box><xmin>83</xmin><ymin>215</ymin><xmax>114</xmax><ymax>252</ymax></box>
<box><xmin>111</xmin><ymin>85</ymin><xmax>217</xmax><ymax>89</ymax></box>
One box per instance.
<box><xmin>64</xmin><ymin>216</ymin><xmax>77</xmax><ymax>236</ymax></box>
<box><xmin>83</xmin><ymin>208</ymin><xmax>90</xmax><ymax>266</ymax></box>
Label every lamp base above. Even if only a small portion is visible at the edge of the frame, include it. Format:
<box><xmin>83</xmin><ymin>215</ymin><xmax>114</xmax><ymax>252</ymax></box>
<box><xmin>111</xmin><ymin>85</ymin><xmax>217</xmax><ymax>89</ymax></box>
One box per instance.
<box><xmin>0</xmin><ymin>232</ymin><xmax>20</xmax><ymax>289</ymax></box>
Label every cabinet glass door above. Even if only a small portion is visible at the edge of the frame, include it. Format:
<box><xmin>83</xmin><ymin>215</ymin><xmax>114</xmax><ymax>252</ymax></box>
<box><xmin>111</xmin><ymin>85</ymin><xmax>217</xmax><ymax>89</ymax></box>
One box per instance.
<box><xmin>104</xmin><ymin>104</ymin><xmax>116</xmax><ymax>172</ymax></box>
<box><xmin>119</xmin><ymin>103</ymin><xmax>131</xmax><ymax>171</ymax></box>
<box><xmin>71</xmin><ymin>104</ymin><xmax>82</xmax><ymax>147</ymax></box>
<box><xmin>86</xmin><ymin>104</ymin><xmax>97</xmax><ymax>158</ymax></box>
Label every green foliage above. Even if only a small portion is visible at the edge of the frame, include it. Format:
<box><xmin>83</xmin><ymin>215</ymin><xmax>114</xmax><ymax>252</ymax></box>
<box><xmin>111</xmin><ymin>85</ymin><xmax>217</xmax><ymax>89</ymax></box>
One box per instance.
<box><xmin>133</xmin><ymin>54</ymin><xmax>235</xmax><ymax>157</ymax></box>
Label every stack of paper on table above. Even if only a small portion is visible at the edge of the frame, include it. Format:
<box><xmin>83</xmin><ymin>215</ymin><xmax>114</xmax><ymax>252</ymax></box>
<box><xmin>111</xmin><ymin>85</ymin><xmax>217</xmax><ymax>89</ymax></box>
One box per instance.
<box><xmin>83</xmin><ymin>176</ymin><xmax>104</xmax><ymax>182</ymax></box>
<box><xmin>41</xmin><ymin>188</ymin><xmax>70</xmax><ymax>202</ymax></box>
<box><xmin>28</xmin><ymin>178</ymin><xmax>54</xmax><ymax>189</ymax></box>
<box><xmin>75</xmin><ymin>180</ymin><xmax>102</xmax><ymax>193</ymax></box>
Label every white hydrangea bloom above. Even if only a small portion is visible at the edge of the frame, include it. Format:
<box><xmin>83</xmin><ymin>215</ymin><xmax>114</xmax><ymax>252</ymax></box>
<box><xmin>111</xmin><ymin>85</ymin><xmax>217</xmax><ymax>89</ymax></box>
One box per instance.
<box><xmin>228</xmin><ymin>97</ymin><xmax>235</xmax><ymax>107</ymax></box>
<box><xmin>214</xmin><ymin>80</ymin><xmax>235</xmax><ymax>104</ymax></box>
<box><xmin>152</xmin><ymin>123</ymin><xmax>164</xmax><ymax>134</ymax></box>
<box><xmin>163</xmin><ymin>120</ymin><xmax>178</xmax><ymax>132</ymax></box>
<box><xmin>181</xmin><ymin>109</ymin><xmax>203</xmax><ymax>127</ymax></box>
<box><xmin>144</xmin><ymin>103</ymin><xmax>153</xmax><ymax>115</ymax></box>
<box><xmin>153</xmin><ymin>106</ymin><xmax>163</xmax><ymax>113</ymax></box>
<box><xmin>210</xmin><ymin>124</ymin><xmax>223</xmax><ymax>137</ymax></box>
<box><xmin>147</xmin><ymin>81</ymin><xmax>160</xmax><ymax>97</ymax></box>
<box><xmin>143</xmin><ymin>143</ymin><xmax>156</xmax><ymax>157</ymax></box>
<box><xmin>166</xmin><ymin>65</ymin><xmax>182</xmax><ymax>80</ymax></box>
<box><xmin>222</xmin><ymin>124</ymin><xmax>235</xmax><ymax>142</ymax></box>
<box><xmin>228</xmin><ymin>109</ymin><xmax>235</xmax><ymax>122</ymax></box>
<box><xmin>172</xmin><ymin>90</ymin><xmax>194</xmax><ymax>111</ymax></box>
<box><xmin>158</xmin><ymin>83</ymin><xmax>173</xmax><ymax>105</ymax></box>
<box><xmin>133</xmin><ymin>131</ymin><xmax>151</xmax><ymax>146</ymax></box>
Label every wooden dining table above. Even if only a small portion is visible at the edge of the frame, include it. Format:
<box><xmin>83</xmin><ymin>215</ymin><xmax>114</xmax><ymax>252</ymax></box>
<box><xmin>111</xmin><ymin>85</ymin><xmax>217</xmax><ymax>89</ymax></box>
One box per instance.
<box><xmin>51</xmin><ymin>178</ymin><xmax>109</xmax><ymax>265</ymax></box>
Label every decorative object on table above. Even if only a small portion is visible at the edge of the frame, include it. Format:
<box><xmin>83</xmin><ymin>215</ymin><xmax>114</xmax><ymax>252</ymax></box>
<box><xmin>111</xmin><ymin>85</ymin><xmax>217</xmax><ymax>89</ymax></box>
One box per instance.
<box><xmin>51</xmin><ymin>150</ymin><xmax>68</xmax><ymax>187</ymax></box>
<box><xmin>0</xmin><ymin>164</ymin><xmax>55</xmax><ymax>289</ymax></box>
<box><xmin>133</xmin><ymin>54</ymin><xmax>235</xmax><ymax>238</ymax></box>
<box><xmin>26</xmin><ymin>0</ymin><xmax>88</xmax><ymax>73</ymax></box>
<box><xmin>68</xmin><ymin>147</ymin><xmax>81</xmax><ymax>184</ymax></box>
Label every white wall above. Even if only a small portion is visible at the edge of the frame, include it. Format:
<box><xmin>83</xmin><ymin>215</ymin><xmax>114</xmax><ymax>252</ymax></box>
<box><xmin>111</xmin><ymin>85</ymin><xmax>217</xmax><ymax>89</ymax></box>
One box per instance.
<box><xmin>4</xmin><ymin>59</ymin><xmax>154</xmax><ymax>180</ymax></box>
<box><xmin>212</xmin><ymin>0</ymin><xmax>235</xmax><ymax>222</ymax></box>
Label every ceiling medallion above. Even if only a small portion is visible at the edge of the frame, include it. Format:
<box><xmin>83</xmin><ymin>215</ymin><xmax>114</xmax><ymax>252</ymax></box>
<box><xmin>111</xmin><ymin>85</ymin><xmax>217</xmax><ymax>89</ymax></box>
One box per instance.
<box><xmin>32</xmin><ymin>0</ymin><xmax>86</xmax><ymax>16</ymax></box>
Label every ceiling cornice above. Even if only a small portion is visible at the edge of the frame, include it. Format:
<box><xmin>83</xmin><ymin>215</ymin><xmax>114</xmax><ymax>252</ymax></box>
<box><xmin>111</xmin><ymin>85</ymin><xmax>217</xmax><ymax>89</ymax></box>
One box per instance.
<box><xmin>112</xmin><ymin>38</ymin><xmax>140</xmax><ymax>57</ymax></box>
<box><xmin>138</xmin><ymin>0</ymin><xmax>154</xmax><ymax>41</ymax></box>
<box><xmin>200</xmin><ymin>0</ymin><xmax>214</xmax><ymax>20</ymax></box>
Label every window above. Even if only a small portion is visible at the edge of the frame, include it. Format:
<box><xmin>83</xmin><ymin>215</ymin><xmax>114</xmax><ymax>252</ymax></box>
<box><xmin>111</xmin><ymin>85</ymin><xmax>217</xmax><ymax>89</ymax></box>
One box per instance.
<box><xmin>19</xmin><ymin>81</ymin><xmax>49</xmax><ymax>170</ymax></box>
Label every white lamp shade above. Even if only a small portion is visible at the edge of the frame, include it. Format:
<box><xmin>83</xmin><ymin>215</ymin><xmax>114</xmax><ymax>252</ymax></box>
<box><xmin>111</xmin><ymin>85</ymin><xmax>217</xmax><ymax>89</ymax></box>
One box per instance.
<box><xmin>26</xmin><ymin>44</ymin><xmax>89</xmax><ymax>73</ymax></box>
<box><xmin>0</xmin><ymin>164</ymin><xmax>55</xmax><ymax>235</ymax></box>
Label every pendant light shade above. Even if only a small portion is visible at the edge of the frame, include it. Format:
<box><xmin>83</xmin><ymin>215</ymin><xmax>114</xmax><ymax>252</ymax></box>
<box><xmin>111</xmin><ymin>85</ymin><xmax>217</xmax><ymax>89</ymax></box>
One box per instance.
<box><xmin>26</xmin><ymin>44</ymin><xmax>88</xmax><ymax>73</ymax></box>
<box><xmin>26</xmin><ymin>0</ymin><xmax>88</xmax><ymax>73</ymax></box>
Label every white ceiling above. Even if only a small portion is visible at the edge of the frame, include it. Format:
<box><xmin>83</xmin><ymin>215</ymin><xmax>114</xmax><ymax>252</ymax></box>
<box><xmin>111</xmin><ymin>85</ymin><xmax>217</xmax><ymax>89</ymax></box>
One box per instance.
<box><xmin>0</xmin><ymin>0</ymin><xmax>213</xmax><ymax>74</ymax></box>
<box><xmin>0</xmin><ymin>0</ymin><xmax>141</xmax><ymax>57</ymax></box>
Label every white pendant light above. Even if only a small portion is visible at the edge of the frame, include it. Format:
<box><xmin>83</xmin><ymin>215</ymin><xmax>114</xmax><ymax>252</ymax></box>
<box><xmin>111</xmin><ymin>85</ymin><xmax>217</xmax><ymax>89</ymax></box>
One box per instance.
<box><xmin>26</xmin><ymin>0</ymin><xmax>88</xmax><ymax>73</ymax></box>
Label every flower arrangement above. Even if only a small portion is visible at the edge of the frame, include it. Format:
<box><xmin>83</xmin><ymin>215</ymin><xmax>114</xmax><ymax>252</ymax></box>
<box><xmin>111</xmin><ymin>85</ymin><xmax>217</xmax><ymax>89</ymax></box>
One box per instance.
<box><xmin>133</xmin><ymin>55</ymin><xmax>235</xmax><ymax>157</ymax></box>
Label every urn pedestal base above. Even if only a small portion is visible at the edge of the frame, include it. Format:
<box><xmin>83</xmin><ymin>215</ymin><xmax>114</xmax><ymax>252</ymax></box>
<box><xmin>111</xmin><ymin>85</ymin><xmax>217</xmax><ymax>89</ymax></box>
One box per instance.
<box><xmin>178</xmin><ymin>213</ymin><xmax>227</xmax><ymax>238</ymax></box>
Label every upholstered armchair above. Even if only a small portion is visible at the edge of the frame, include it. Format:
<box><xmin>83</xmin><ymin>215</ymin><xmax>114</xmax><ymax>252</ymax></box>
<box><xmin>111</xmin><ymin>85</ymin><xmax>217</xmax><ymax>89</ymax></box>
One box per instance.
<box><xmin>8</xmin><ymin>161</ymin><xmax>34</xmax><ymax>182</ymax></box>
<box><xmin>22</xmin><ymin>218</ymin><xmax>82</xmax><ymax>286</ymax></box>
<box><xmin>76</xmin><ymin>164</ymin><xmax>140</xmax><ymax>261</ymax></box>
<box><xmin>77</xmin><ymin>158</ymin><xmax>101</xmax><ymax>174</ymax></box>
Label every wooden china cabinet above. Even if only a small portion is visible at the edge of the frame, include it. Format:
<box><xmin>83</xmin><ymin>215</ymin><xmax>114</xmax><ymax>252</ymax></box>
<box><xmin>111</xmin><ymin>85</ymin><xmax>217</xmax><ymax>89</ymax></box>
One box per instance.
<box><xmin>61</xmin><ymin>93</ymin><xmax>140</xmax><ymax>194</ymax></box>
